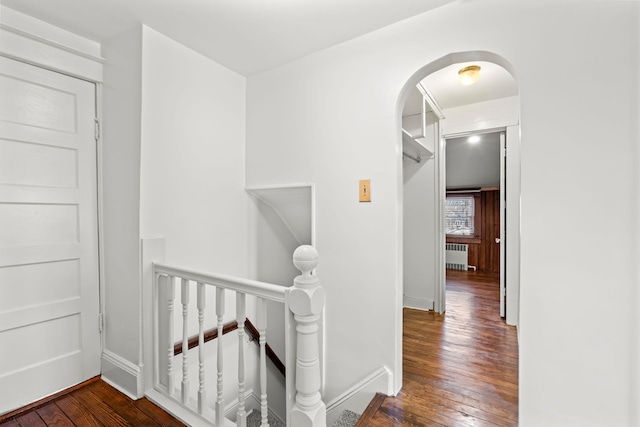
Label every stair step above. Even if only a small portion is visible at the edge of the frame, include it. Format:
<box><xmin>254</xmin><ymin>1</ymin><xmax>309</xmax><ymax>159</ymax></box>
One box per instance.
<box><xmin>246</xmin><ymin>409</ymin><xmax>285</xmax><ymax>427</ymax></box>
<box><xmin>332</xmin><ymin>409</ymin><xmax>361</xmax><ymax>427</ymax></box>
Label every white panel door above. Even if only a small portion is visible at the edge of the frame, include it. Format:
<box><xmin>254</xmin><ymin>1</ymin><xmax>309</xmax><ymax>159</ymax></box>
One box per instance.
<box><xmin>0</xmin><ymin>57</ymin><xmax>101</xmax><ymax>413</ymax></box>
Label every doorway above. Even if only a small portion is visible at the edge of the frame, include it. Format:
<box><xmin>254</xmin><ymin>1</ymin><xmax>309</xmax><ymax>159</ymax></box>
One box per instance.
<box><xmin>444</xmin><ymin>130</ymin><xmax>504</xmax><ymax>316</ymax></box>
<box><xmin>399</xmin><ymin>54</ymin><xmax>520</xmax><ymax>326</ymax></box>
<box><xmin>397</xmin><ymin>51</ymin><xmax>521</xmax><ymax>421</ymax></box>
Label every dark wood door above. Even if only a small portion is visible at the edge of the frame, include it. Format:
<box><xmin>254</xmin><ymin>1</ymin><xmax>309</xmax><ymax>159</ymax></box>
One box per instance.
<box><xmin>480</xmin><ymin>190</ymin><xmax>501</xmax><ymax>272</ymax></box>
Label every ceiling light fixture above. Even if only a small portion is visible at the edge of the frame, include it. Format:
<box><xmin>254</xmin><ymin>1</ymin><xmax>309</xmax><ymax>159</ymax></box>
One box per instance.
<box><xmin>468</xmin><ymin>135</ymin><xmax>481</xmax><ymax>144</ymax></box>
<box><xmin>458</xmin><ymin>65</ymin><xmax>481</xmax><ymax>86</ymax></box>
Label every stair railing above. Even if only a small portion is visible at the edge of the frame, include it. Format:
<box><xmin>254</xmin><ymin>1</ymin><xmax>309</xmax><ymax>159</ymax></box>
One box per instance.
<box><xmin>152</xmin><ymin>245</ymin><xmax>326</xmax><ymax>427</ymax></box>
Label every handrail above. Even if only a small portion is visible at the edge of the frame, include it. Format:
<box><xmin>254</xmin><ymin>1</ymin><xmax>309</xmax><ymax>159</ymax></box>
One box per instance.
<box><xmin>173</xmin><ymin>317</ymin><xmax>287</xmax><ymax>378</ymax></box>
<box><xmin>174</xmin><ymin>320</ymin><xmax>238</xmax><ymax>355</ymax></box>
<box><xmin>244</xmin><ymin>318</ymin><xmax>286</xmax><ymax>377</ymax></box>
<box><xmin>153</xmin><ymin>262</ymin><xmax>287</xmax><ymax>302</ymax></box>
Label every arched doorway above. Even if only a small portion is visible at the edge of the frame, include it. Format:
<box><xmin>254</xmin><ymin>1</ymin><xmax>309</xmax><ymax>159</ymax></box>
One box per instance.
<box><xmin>393</xmin><ymin>51</ymin><xmax>521</xmax><ymax>422</ymax></box>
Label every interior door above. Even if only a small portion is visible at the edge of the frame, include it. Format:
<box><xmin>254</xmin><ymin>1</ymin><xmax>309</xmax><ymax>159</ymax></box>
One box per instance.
<box><xmin>0</xmin><ymin>57</ymin><xmax>101</xmax><ymax>413</ymax></box>
<box><xmin>499</xmin><ymin>132</ymin><xmax>506</xmax><ymax>318</ymax></box>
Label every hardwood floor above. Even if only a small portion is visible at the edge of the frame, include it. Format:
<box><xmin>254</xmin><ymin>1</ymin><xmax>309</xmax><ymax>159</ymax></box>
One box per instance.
<box><xmin>357</xmin><ymin>270</ymin><xmax>518</xmax><ymax>426</ymax></box>
<box><xmin>0</xmin><ymin>378</ymin><xmax>185</xmax><ymax>427</ymax></box>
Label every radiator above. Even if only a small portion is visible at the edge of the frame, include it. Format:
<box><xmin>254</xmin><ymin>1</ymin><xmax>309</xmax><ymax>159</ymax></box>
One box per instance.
<box><xmin>446</xmin><ymin>243</ymin><xmax>468</xmax><ymax>271</ymax></box>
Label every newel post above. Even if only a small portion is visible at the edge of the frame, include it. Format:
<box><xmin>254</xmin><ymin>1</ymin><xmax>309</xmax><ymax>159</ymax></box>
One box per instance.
<box><xmin>289</xmin><ymin>245</ymin><xmax>327</xmax><ymax>427</ymax></box>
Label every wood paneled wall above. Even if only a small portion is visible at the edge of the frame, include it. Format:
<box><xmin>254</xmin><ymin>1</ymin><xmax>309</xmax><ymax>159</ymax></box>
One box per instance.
<box><xmin>447</xmin><ymin>189</ymin><xmax>500</xmax><ymax>272</ymax></box>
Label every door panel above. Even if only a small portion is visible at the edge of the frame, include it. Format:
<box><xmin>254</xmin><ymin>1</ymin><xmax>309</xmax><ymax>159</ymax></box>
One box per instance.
<box><xmin>0</xmin><ymin>57</ymin><xmax>100</xmax><ymax>414</ymax></box>
<box><xmin>499</xmin><ymin>132</ymin><xmax>506</xmax><ymax>318</ymax></box>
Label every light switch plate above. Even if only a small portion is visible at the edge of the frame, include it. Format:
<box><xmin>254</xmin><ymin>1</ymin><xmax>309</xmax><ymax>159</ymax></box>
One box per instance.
<box><xmin>359</xmin><ymin>179</ymin><xmax>371</xmax><ymax>202</ymax></box>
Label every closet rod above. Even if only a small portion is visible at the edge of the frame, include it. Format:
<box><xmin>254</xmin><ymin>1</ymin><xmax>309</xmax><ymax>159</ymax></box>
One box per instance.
<box><xmin>403</xmin><ymin>152</ymin><xmax>421</xmax><ymax>163</ymax></box>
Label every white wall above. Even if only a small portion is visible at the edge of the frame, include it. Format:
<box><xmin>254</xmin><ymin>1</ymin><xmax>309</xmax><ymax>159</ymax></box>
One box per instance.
<box><xmin>403</xmin><ymin>112</ymin><xmax>438</xmax><ymax>311</ymax></box>
<box><xmin>102</xmin><ymin>25</ymin><xmax>144</xmax><ymax>375</ymax></box>
<box><xmin>139</xmin><ymin>26</ymin><xmax>248</xmax><ymax>276</ymax></box>
<box><xmin>441</xmin><ymin>96</ymin><xmax>519</xmax><ymax>135</ymax></box>
<box><xmin>245</xmin><ymin>1</ymin><xmax>639</xmax><ymax>425</ymax></box>
<box><xmin>102</xmin><ymin>24</ymin><xmax>250</xmax><ymax>396</ymax></box>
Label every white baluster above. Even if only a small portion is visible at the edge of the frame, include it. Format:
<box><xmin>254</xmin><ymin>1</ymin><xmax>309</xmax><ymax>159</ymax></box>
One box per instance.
<box><xmin>181</xmin><ymin>278</ymin><xmax>190</xmax><ymax>404</ymax></box>
<box><xmin>236</xmin><ymin>292</ymin><xmax>247</xmax><ymax>427</ymax></box>
<box><xmin>167</xmin><ymin>275</ymin><xmax>175</xmax><ymax>396</ymax></box>
<box><xmin>215</xmin><ymin>287</ymin><xmax>226</xmax><ymax>426</ymax></box>
<box><xmin>197</xmin><ymin>282</ymin><xmax>206</xmax><ymax>415</ymax></box>
<box><xmin>289</xmin><ymin>246</ymin><xmax>326</xmax><ymax>427</ymax></box>
<box><xmin>257</xmin><ymin>298</ymin><xmax>269</xmax><ymax>427</ymax></box>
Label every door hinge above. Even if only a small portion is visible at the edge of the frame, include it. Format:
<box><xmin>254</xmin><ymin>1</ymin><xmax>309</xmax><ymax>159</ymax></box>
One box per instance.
<box><xmin>94</xmin><ymin>118</ymin><xmax>101</xmax><ymax>140</ymax></box>
<box><xmin>98</xmin><ymin>313</ymin><xmax>104</xmax><ymax>333</ymax></box>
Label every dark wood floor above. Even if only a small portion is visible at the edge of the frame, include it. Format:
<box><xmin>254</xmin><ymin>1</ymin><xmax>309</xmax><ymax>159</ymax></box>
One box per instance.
<box><xmin>357</xmin><ymin>270</ymin><xmax>519</xmax><ymax>426</ymax></box>
<box><xmin>0</xmin><ymin>378</ymin><xmax>185</xmax><ymax>427</ymax></box>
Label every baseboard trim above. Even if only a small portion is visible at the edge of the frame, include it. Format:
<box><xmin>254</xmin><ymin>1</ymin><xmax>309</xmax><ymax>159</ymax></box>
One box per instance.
<box><xmin>403</xmin><ymin>295</ymin><xmax>434</xmax><ymax>311</ymax></box>
<box><xmin>145</xmin><ymin>389</ymin><xmax>214</xmax><ymax>427</ymax></box>
<box><xmin>354</xmin><ymin>393</ymin><xmax>386</xmax><ymax>427</ymax></box>
<box><xmin>144</xmin><ymin>388</ymin><xmax>284</xmax><ymax>427</ymax></box>
<box><xmin>326</xmin><ymin>367</ymin><xmax>391</xmax><ymax>425</ymax></box>
<box><xmin>101</xmin><ymin>350</ymin><xmax>143</xmax><ymax>400</ymax></box>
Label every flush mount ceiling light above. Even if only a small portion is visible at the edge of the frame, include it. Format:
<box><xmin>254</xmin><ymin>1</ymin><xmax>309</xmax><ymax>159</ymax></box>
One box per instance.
<box><xmin>458</xmin><ymin>65</ymin><xmax>481</xmax><ymax>86</ymax></box>
<box><xmin>468</xmin><ymin>135</ymin><xmax>481</xmax><ymax>144</ymax></box>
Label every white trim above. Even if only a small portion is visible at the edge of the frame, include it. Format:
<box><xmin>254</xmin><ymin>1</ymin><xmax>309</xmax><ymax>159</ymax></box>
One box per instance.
<box><xmin>101</xmin><ymin>350</ymin><xmax>143</xmax><ymax>399</ymax></box>
<box><xmin>434</xmin><ymin>134</ymin><xmax>446</xmax><ymax>314</ymax></box>
<box><xmin>394</xmin><ymin>110</ymin><xmax>404</xmax><ymax>395</ymax></box>
<box><xmin>443</xmin><ymin>126</ymin><xmax>510</xmax><ymax>140</ymax></box>
<box><xmin>145</xmin><ymin>389</ymin><xmax>216</xmax><ymax>427</ymax></box>
<box><xmin>416</xmin><ymin>82</ymin><xmax>445</xmax><ymax>120</ymax></box>
<box><xmin>0</xmin><ymin>23</ymin><xmax>104</xmax><ymax>63</ymax></box>
<box><xmin>505</xmin><ymin>125</ymin><xmax>521</xmax><ymax>327</ymax></box>
<box><xmin>0</xmin><ymin>7</ymin><xmax>103</xmax><ymax>82</ymax></box>
<box><xmin>95</xmin><ymin>83</ymin><xmax>108</xmax><ymax>364</ymax></box>
<box><xmin>153</xmin><ymin>263</ymin><xmax>287</xmax><ymax>303</ymax></box>
<box><xmin>145</xmin><ymin>388</ymin><xmax>283</xmax><ymax>427</ymax></box>
<box><xmin>403</xmin><ymin>295</ymin><xmax>434</xmax><ymax>311</ymax></box>
<box><xmin>326</xmin><ymin>367</ymin><xmax>391</xmax><ymax>425</ymax></box>
<box><xmin>0</xmin><ymin>6</ymin><xmax>101</xmax><ymax>55</ymax></box>
<box><xmin>442</xmin><ymin>116</ymin><xmax>519</xmax><ymax>136</ymax></box>
<box><xmin>141</xmin><ymin>237</ymin><xmax>166</xmax><ymax>395</ymax></box>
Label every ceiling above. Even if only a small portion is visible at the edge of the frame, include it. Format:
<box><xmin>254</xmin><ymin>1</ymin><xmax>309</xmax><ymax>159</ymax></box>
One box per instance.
<box><xmin>403</xmin><ymin>61</ymin><xmax>518</xmax><ymax>116</ymax></box>
<box><xmin>446</xmin><ymin>132</ymin><xmax>502</xmax><ymax>189</ymax></box>
<box><xmin>2</xmin><ymin>0</ymin><xmax>455</xmax><ymax>76</ymax></box>
<box><xmin>422</xmin><ymin>61</ymin><xmax>518</xmax><ymax>110</ymax></box>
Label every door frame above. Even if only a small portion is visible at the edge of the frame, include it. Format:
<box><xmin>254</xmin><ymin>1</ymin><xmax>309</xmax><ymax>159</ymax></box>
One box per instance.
<box><xmin>1</xmin><ymin>7</ymin><xmax>106</xmax><ymax>359</ymax></box>
<box><xmin>437</xmin><ymin>125</ymin><xmax>520</xmax><ymax>326</ymax></box>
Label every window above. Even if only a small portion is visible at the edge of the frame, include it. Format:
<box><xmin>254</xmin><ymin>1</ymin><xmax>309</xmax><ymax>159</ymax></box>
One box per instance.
<box><xmin>445</xmin><ymin>195</ymin><xmax>476</xmax><ymax>236</ymax></box>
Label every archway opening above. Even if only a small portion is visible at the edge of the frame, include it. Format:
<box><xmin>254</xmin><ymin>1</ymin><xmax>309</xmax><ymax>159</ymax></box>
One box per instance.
<box><xmin>394</xmin><ymin>50</ymin><xmax>521</xmax><ymax>422</ymax></box>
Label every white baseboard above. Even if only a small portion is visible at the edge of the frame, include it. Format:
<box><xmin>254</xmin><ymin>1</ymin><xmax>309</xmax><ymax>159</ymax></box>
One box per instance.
<box><xmin>403</xmin><ymin>295</ymin><xmax>434</xmax><ymax>311</ymax></box>
<box><xmin>326</xmin><ymin>367</ymin><xmax>391</xmax><ymax>426</ymax></box>
<box><xmin>101</xmin><ymin>350</ymin><xmax>143</xmax><ymax>400</ymax></box>
<box><xmin>144</xmin><ymin>387</ymin><xmax>282</xmax><ymax>427</ymax></box>
<box><xmin>145</xmin><ymin>389</ymin><xmax>217</xmax><ymax>427</ymax></box>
